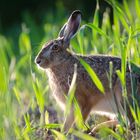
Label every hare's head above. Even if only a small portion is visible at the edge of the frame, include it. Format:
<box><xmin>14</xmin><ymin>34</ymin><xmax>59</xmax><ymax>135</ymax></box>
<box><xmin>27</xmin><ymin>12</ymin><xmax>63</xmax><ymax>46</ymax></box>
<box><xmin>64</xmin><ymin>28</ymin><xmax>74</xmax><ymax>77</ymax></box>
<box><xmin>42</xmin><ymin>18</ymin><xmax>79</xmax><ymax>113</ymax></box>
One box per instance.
<box><xmin>35</xmin><ymin>10</ymin><xmax>81</xmax><ymax>69</ymax></box>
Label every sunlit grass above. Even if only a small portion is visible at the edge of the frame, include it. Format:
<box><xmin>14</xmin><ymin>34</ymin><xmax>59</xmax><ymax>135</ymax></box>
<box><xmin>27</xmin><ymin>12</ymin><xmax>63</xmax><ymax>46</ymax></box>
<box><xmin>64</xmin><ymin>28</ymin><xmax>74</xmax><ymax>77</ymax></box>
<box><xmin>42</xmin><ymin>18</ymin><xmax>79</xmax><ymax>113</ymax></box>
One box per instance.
<box><xmin>0</xmin><ymin>0</ymin><xmax>140</xmax><ymax>139</ymax></box>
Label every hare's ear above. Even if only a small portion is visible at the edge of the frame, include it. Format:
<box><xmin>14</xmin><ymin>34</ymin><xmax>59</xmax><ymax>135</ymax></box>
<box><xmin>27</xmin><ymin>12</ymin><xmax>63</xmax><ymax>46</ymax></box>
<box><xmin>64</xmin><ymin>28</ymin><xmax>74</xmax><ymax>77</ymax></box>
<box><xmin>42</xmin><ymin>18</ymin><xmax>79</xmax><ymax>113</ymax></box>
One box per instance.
<box><xmin>59</xmin><ymin>10</ymin><xmax>81</xmax><ymax>47</ymax></box>
<box><xmin>58</xmin><ymin>23</ymin><xmax>67</xmax><ymax>37</ymax></box>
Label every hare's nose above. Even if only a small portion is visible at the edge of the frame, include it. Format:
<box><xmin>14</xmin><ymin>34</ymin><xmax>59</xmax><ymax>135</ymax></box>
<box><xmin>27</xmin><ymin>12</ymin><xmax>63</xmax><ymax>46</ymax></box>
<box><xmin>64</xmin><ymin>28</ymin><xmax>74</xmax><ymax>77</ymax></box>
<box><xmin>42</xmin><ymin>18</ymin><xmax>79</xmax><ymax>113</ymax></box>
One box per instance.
<box><xmin>36</xmin><ymin>58</ymin><xmax>41</xmax><ymax>64</ymax></box>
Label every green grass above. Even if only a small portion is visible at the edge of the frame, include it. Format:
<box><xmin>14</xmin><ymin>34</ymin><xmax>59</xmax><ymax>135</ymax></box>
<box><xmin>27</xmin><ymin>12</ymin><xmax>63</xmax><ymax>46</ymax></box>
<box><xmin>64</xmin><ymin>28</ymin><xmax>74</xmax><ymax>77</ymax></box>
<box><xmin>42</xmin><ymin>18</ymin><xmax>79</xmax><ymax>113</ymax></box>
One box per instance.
<box><xmin>0</xmin><ymin>0</ymin><xmax>140</xmax><ymax>139</ymax></box>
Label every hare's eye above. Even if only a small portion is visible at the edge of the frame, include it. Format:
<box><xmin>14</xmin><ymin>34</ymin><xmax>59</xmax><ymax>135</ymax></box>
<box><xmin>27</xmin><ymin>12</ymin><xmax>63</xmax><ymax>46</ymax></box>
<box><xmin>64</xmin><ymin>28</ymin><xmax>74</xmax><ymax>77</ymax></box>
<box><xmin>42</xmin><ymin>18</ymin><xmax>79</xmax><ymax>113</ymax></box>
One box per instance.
<box><xmin>52</xmin><ymin>44</ymin><xmax>59</xmax><ymax>51</ymax></box>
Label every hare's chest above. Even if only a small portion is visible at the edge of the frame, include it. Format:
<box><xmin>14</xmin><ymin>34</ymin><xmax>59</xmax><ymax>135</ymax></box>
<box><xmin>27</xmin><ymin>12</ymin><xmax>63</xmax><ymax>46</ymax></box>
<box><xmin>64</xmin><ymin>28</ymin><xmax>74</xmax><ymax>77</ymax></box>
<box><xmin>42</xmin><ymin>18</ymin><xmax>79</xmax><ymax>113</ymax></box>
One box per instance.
<box><xmin>48</xmin><ymin>73</ymin><xmax>71</xmax><ymax>110</ymax></box>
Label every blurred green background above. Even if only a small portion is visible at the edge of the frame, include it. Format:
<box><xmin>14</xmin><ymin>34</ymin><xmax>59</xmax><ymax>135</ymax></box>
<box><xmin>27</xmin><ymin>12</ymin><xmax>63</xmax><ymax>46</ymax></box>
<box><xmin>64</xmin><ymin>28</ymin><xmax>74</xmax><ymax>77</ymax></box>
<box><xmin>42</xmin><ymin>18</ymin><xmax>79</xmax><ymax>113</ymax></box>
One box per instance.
<box><xmin>0</xmin><ymin>0</ymin><xmax>116</xmax><ymax>27</ymax></box>
<box><xmin>0</xmin><ymin>0</ymin><xmax>122</xmax><ymax>60</ymax></box>
<box><xmin>0</xmin><ymin>0</ymin><xmax>122</xmax><ymax>33</ymax></box>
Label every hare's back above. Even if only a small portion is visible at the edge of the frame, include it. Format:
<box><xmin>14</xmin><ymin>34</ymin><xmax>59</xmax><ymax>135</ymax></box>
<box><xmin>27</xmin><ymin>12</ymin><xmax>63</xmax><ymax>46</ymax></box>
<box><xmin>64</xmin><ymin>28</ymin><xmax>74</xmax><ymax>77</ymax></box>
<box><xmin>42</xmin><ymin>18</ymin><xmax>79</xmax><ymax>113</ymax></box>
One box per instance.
<box><xmin>80</xmin><ymin>55</ymin><xmax>140</xmax><ymax>95</ymax></box>
<box><xmin>81</xmin><ymin>55</ymin><xmax>122</xmax><ymax>75</ymax></box>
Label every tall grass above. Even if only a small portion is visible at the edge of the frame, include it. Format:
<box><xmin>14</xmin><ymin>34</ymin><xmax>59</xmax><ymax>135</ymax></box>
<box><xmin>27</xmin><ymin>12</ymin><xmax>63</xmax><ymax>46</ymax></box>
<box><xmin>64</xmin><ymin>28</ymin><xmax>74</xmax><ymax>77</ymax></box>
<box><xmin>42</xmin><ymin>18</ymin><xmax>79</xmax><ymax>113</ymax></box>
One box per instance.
<box><xmin>0</xmin><ymin>0</ymin><xmax>140</xmax><ymax>139</ymax></box>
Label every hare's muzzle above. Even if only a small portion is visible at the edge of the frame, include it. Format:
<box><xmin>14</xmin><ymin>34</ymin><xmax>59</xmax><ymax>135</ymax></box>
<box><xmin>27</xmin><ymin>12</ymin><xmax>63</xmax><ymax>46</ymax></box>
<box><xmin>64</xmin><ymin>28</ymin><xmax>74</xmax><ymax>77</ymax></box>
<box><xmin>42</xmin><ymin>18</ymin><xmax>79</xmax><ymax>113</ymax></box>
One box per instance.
<box><xmin>35</xmin><ymin>55</ymin><xmax>49</xmax><ymax>69</ymax></box>
<box><xmin>35</xmin><ymin>57</ymin><xmax>41</xmax><ymax>64</ymax></box>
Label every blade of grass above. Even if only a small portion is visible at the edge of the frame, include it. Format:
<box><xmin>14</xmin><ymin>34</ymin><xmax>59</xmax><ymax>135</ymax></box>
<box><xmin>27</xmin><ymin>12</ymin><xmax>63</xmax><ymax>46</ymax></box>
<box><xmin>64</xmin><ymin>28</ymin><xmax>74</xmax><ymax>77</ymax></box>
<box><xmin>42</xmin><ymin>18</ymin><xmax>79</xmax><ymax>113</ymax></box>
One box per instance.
<box><xmin>79</xmin><ymin>58</ymin><xmax>104</xmax><ymax>94</ymax></box>
<box><xmin>45</xmin><ymin>123</ymin><xmax>61</xmax><ymax>129</ymax></box>
<box><xmin>99</xmin><ymin>127</ymin><xmax>125</xmax><ymax>140</ymax></box>
<box><xmin>72</xmin><ymin>129</ymin><xmax>97</xmax><ymax>140</ymax></box>
<box><xmin>135</xmin><ymin>0</ymin><xmax>140</xmax><ymax>18</ymax></box>
<box><xmin>64</xmin><ymin>64</ymin><xmax>77</xmax><ymax>117</ymax></box>
<box><xmin>73</xmin><ymin>98</ymin><xmax>87</xmax><ymax>130</ymax></box>
<box><xmin>51</xmin><ymin>130</ymin><xmax>67</xmax><ymax>140</ymax></box>
<box><xmin>86</xmin><ymin>23</ymin><xmax>110</xmax><ymax>40</ymax></box>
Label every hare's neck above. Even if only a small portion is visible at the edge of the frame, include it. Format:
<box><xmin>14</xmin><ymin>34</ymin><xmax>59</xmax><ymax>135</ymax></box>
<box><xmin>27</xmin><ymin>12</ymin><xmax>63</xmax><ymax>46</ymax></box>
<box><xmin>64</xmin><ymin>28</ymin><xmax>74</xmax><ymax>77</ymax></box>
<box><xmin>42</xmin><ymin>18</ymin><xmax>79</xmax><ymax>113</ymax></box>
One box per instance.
<box><xmin>46</xmin><ymin>56</ymin><xmax>76</xmax><ymax>93</ymax></box>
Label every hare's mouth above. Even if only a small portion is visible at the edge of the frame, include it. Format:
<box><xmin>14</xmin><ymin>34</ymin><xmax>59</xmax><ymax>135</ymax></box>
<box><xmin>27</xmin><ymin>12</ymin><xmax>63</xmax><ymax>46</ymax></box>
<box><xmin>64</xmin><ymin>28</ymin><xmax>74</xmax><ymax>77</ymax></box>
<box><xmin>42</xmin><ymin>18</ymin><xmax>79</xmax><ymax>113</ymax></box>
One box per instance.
<box><xmin>36</xmin><ymin>58</ymin><xmax>49</xmax><ymax>68</ymax></box>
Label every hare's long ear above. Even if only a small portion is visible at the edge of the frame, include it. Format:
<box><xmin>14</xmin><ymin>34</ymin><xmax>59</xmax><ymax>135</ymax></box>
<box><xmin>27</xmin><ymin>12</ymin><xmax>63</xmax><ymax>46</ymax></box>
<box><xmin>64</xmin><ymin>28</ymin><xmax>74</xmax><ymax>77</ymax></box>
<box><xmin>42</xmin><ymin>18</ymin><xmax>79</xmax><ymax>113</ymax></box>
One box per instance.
<box><xmin>59</xmin><ymin>23</ymin><xmax>67</xmax><ymax>38</ymax></box>
<box><xmin>59</xmin><ymin>10</ymin><xmax>81</xmax><ymax>47</ymax></box>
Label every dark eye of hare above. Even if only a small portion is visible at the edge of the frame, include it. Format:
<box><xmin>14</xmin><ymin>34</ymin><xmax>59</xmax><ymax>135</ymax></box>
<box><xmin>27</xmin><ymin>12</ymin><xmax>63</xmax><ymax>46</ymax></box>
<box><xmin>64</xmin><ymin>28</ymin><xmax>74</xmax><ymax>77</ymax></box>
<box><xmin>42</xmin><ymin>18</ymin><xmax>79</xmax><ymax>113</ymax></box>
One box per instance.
<box><xmin>52</xmin><ymin>44</ymin><xmax>59</xmax><ymax>51</ymax></box>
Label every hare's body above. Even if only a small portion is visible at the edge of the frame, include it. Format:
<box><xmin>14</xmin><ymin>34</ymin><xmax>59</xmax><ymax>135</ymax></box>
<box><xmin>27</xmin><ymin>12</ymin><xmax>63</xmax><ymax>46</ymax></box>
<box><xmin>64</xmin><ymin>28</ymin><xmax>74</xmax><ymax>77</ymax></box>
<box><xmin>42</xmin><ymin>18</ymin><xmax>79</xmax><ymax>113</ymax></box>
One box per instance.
<box><xmin>35</xmin><ymin>10</ymin><xmax>140</xmax><ymax>133</ymax></box>
<box><xmin>47</xmin><ymin>54</ymin><xmax>122</xmax><ymax>117</ymax></box>
<box><xmin>46</xmin><ymin>53</ymin><xmax>139</xmax><ymax>120</ymax></box>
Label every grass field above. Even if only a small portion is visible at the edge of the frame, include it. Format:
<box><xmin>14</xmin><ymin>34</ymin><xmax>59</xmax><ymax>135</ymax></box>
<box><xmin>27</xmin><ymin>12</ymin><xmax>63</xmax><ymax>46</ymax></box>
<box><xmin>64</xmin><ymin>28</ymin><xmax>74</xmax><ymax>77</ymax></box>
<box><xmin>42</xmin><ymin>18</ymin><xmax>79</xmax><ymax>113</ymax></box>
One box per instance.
<box><xmin>0</xmin><ymin>0</ymin><xmax>140</xmax><ymax>139</ymax></box>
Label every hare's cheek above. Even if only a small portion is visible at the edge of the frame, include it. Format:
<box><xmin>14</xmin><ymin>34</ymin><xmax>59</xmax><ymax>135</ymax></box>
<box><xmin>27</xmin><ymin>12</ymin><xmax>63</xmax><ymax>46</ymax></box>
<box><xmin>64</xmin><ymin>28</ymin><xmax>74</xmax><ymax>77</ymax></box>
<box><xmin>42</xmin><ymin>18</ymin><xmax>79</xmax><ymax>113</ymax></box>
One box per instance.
<box><xmin>52</xmin><ymin>51</ymin><xmax>59</xmax><ymax>59</ymax></box>
<box><xmin>44</xmin><ymin>59</ymin><xmax>49</xmax><ymax>65</ymax></box>
<box><xmin>49</xmin><ymin>53</ymin><xmax>54</xmax><ymax>60</ymax></box>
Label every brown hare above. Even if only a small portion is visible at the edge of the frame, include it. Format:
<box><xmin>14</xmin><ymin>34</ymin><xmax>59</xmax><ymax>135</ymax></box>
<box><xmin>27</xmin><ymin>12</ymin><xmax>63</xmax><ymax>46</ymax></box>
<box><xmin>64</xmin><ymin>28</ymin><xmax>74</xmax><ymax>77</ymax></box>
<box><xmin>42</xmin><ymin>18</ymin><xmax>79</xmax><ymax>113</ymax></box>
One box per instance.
<box><xmin>35</xmin><ymin>10</ymin><xmax>140</xmax><ymax>134</ymax></box>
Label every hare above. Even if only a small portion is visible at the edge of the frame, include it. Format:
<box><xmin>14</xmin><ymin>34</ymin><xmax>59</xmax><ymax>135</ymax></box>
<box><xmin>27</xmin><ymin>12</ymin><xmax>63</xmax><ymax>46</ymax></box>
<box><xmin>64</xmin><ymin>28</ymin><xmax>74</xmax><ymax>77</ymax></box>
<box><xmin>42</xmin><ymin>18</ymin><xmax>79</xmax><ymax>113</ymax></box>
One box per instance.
<box><xmin>35</xmin><ymin>10</ymin><xmax>140</xmax><ymax>134</ymax></box>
